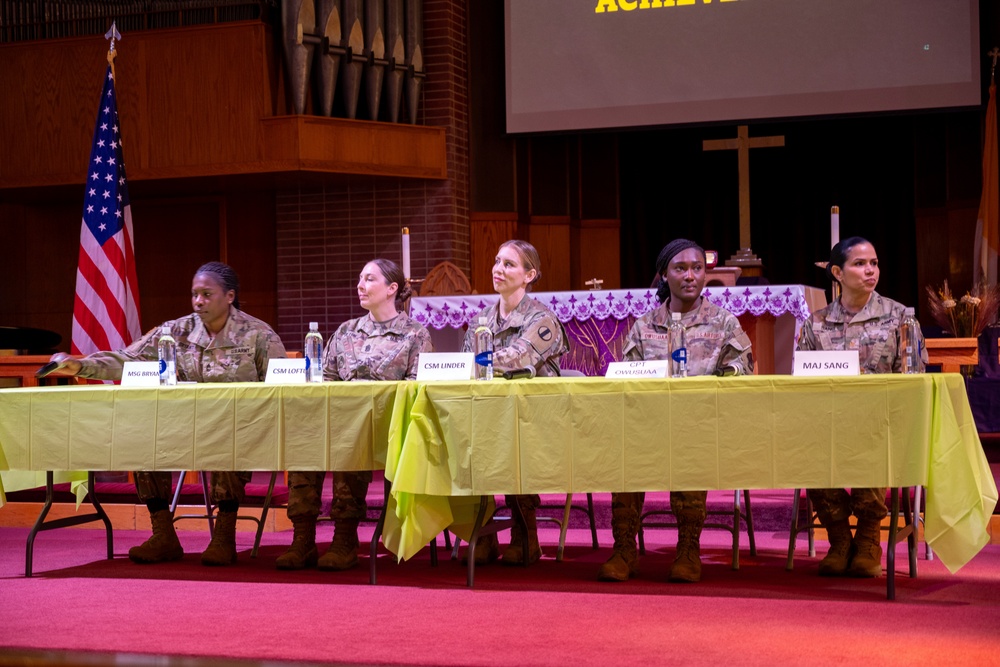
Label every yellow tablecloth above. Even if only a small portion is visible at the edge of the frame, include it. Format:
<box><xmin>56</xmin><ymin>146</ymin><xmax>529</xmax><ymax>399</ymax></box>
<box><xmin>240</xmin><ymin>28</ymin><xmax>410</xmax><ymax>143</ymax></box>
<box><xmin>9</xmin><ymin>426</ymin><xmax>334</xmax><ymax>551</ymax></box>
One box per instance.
<box><xmin>0</xmin><ymin>382</ymin><xmax>400</xmax><ymax>504</ymax></box>
<box><xmin>384</xmin><ymin>374</ymin><xmax>997</xmax><ymax>573</ymax></box>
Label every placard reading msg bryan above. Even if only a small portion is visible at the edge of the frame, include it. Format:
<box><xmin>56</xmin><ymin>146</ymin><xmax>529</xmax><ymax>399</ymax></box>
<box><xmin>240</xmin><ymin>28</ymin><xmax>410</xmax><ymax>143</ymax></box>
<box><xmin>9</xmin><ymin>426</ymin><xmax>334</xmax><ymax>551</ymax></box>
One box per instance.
<box><xmin>121</xmin><ymin>361</ymin><xmax>161</xmax><ymax>387</ymax></box>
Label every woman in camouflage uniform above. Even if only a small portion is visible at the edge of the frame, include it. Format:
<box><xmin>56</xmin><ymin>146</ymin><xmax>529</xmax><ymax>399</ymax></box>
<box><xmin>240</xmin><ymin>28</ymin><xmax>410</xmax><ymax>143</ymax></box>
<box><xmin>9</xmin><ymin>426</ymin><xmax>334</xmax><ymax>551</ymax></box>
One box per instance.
<box><xmin>277</xmin><ymin>259</ymin><xmax>432</xmax><ymax>571</ymax></box>
<box><xmin>49</xmin><ymin>262</ymin><xmax>286</xmax><ymax>567</ymax></box>
<box><xmin>462</xmin><ymin>239</ymin><xmax>569</xmax><ymax>566</ymax></box>
<box><xmin>797</xmin><ymin>236</ymin><xmax>927</xmax><ymax>578</ymax></box>
<box><xmin>598</xmin><ymin>239</ymin><xmax>753</xmax><ymax>584</ymax></box>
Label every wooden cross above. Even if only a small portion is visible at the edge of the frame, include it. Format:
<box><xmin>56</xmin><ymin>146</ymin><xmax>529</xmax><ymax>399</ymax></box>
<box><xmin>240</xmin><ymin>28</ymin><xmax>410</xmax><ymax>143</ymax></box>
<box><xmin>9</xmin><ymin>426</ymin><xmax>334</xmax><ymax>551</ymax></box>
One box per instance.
<box><xmin>703</xmin><ymin>125</ymin><xmax>785</xmax><ymax>266</ymax></box>
<box><xmin>585</xmin><ymin>278</ymin><xmax>604</xmax><ymax>291</ymax></box>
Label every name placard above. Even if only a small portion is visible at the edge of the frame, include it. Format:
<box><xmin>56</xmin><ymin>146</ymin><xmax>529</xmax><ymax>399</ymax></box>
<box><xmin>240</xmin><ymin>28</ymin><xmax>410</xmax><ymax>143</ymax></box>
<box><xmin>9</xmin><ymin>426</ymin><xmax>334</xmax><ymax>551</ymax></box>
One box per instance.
<box><xmin>266</xmin><ymin>358</ymin><xmax>307</xmax><ymax>384</ymax></box>
<box><xmin>792</xmin><ymin>350</ymin><xmax>860</xmax><ymax>376</ymax></box>
<box><xmin>605</xmin><ymin>360</ymin><xmax>670</xmax><ymax>379</ymax></box>
<box><xmin>121</xmin><ymin>361</ymin><xmax>161</xmax><ymax>387</ymax></box>
<box><xmin>417</xmin><ymin>352</ymin><xmax>475</xmax><ymax>381</ymax></box>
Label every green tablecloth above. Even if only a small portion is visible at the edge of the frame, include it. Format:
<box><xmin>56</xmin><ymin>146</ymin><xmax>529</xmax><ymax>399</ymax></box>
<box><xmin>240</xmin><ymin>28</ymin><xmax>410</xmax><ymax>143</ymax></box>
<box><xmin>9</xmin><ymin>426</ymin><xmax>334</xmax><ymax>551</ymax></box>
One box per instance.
<box><xmin>0</xmin><ymin>382</ymin><xmax>400</xmax><ymax>504</ymax></box>
<box><xmin>384</xmin><ymin>374</ymin><xmax>997</xmax><ymax>573</ymax></box>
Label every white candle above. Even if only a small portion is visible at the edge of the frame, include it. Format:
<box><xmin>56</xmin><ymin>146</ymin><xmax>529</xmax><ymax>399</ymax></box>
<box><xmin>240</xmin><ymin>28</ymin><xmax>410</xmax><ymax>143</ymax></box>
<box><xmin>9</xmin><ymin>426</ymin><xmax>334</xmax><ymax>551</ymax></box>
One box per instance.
<box><xmin>830</xmin><ymin>206</ymin><xmax>840</xmax><ymax>248</ymax></box>
<box><xmin>401</xmin><ymin>227</ymin><xmax>411</xmax><ymax>279</ymax></box>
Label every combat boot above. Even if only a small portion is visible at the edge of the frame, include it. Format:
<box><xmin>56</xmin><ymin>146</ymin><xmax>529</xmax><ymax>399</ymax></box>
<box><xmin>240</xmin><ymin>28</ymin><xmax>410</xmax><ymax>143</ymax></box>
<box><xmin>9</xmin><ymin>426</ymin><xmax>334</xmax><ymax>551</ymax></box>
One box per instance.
<box><xmin>668</xmin><ymin>510</ymin><xmax>704</xmax><ymax>583</ymax></box>
<box><xmin>318</xmin><ymin>518</ymin><xmax>360</xmax><ymax>570</ymax></box>
<box><xmin>128</xmin><ymin>510</ymin><xmax>184</xmax><ymax>564</ymax></box>
<box><xmin>201</xmin><ymin>510</ymin><xmax>239</xmax><ymax>566</ymax></box>
<box><xmin>275</xmin><ymin>516</ymin><xmax>318</xmax><ymax>570</ymax></box>
<box><xmin>502</xmin><ymin>505</ymin><xmax>541</xmax><ymax>565</ymax></box>
<box><xmin>848</xmin><ymin>518</ymin><xmax>883</xmax><ymax>578</ymax></box>
<box><xmin>818</xmin><ymin>518</ymin><xmax>854</xmax><ymax>576</ymax></box>
<box><xmin>598</xmin><ymin>505</ymin><xmax>640</xmax><ymax>582</ymax></box>
<box><xmin>463</xmin><ymin>532</ymin><xmax>500</xmax><ymax>566</ymax></box>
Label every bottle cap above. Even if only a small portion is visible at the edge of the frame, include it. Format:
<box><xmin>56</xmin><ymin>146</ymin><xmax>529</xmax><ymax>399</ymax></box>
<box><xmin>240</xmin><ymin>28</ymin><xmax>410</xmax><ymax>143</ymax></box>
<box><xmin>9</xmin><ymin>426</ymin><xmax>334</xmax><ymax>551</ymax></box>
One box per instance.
<box><xmin>161</xmin><ymin>325</ymin><xmax>171</xmax><ymax>335</ymax></box>
<box><xmin>309</xmin><ymin>321</ymin><xmax>318</xmax><ymax>331</ymax></box>
<box><xmin>479</xmin><ymin>317</ymin><xmax>488</xmax><ymax>325</ymax></box>
<box><xmin>671</xmin><ymin>312</ymin><xmax>681</xmax><ymax>321</ymax></box>
<box><xmin>903</xmin><ymin>307</ymin><xmax>915</xmax><ymax>317</ymax></box>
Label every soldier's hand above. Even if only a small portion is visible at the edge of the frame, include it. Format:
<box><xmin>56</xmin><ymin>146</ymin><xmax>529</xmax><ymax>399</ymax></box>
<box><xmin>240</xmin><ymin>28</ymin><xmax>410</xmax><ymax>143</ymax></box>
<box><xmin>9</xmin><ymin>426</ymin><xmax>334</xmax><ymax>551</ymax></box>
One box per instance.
<box><xmin>45</xmin><ymin>353</ymin><xmax>83</xmax><ymax>376</ymax></box>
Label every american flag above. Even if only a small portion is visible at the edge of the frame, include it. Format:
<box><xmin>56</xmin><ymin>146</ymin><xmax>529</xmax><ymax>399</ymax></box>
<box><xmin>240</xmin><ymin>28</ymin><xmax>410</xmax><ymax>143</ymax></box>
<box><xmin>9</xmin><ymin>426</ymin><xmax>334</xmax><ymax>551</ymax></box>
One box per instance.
<box><xmin>71</xmin><ymin>64</ymin><xmax>141</xmax><ymax>355</ymax></box>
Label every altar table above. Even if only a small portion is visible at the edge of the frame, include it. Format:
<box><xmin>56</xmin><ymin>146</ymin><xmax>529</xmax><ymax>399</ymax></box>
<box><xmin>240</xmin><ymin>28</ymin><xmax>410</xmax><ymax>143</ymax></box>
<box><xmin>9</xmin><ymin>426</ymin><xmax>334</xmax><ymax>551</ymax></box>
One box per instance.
<box><xmin>384</xmin><ymin>374</ymin><xmax>997</xmax><ymax>575</ymax></box>
<box><xmin>410</xmin><ymin>285</ymin><xmax>827</xmax><ymax>375</ymax></box>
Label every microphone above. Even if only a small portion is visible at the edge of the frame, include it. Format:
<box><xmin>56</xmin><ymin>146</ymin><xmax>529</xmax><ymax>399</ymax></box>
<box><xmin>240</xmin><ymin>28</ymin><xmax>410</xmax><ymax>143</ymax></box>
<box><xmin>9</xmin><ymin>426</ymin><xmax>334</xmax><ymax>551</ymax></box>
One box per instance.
<box><xmin>713</xmin><ymin>365</ymin><xmax>739</xmax><ymax>377</ymax></box>
<box><xmin>500</xmin><ymin>366</ymin><xmax>536</xmax><ymax>380</ymax></box>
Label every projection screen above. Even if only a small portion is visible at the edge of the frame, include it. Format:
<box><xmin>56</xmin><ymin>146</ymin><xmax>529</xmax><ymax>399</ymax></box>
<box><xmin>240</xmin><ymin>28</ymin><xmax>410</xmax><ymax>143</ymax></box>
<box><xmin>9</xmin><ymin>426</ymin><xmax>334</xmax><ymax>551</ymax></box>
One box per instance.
<box><xmin>505</xmin><ymin>0</ymin><xmax>981</xmax><ymax>134</ymax></box>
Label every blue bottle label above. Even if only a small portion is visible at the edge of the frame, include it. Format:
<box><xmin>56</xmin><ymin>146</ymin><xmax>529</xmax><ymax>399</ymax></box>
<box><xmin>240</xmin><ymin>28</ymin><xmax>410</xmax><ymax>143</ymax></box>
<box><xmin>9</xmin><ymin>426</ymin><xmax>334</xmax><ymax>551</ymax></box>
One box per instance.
<box><xmin>671</xmin><ymin>348</ymin><xmax>687</xmax><ymax>364</ymax></box>
<box><xmin>159</xmin><ymin>359</ymin><xmax>167</xmax><ymax>374</ymax></box>
<box><xmin>475</xmin><ymin>351</ymin><xmax>493</xmax><ymax>366</ymax></box>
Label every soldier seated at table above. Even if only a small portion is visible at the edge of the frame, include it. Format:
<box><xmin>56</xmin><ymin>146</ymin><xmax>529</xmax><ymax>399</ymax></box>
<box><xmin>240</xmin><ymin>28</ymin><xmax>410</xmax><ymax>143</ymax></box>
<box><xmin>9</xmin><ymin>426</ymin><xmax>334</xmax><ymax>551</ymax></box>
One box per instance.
<box><xmin>599</xmin><ymin>239</ymin><xmax>753</xmax><ymax>584</ymax></box>
<box><xmin>49</xmin><ymin>262</ymin><xmax>286</xmax><ymax>567</ymax></box>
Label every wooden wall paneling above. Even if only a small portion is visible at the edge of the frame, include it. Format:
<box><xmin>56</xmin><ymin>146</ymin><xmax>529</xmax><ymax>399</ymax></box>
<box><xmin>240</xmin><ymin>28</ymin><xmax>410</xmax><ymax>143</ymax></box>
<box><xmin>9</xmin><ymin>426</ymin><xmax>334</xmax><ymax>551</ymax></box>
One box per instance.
<box><xmin>469</xmin><ymin>212</ymin><xmax>517</xmax><ymax>294</ymax></box>
<box><xmin>129</xmin><ymin>24</ymin><xmax>271</xmax><ymax>172</ymax></box>
<box><xmin>572</xmin><ymin>218</ymin><xmax>621</xmax><ymax>290</ymax></box>
<box><xmin>0</xmin><ymin>37</ymin><xmax>110</xmax><ymax>186</ymax></box>
<box><xmin>223</xmin><ymin>189</ymin><xmax>279</xmax><ymax>330</ymax></box>
<box><xmin>132</xmin><ymin>198</ymin><xmax>222</xmax><ymax>333</ymax></box>
<box><xmin>527</xmin><ymin>215</ymin><xmax>571</xmax><ymax>292</ymax></box>
<box><xmin>0</xmin><ymin>200</ymin><xmax>82</xmax><ymax>351</ymax></box>
<box><xmin>0</xmin><ymin>23</ymin><xmax>277</xmax><ymax>189</ymax></box>
<box><xmin>946</xmin><ymin>203</ymin><xmax>980</xmax><ymax>293</ymax></box>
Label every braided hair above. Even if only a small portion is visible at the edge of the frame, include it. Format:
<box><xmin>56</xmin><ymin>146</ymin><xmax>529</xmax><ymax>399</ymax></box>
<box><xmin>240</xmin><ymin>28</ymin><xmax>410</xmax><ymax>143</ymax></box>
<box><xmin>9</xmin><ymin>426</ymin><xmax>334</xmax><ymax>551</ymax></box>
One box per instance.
<box><xmin>653</xmin><ymin>239</ymin><xmax>705</xmax><ymax>303</ymax></box>
<box><xmin>194</xmin><ymin>262</ymin><xmax>241</xmax><ymax>310</ymax></box>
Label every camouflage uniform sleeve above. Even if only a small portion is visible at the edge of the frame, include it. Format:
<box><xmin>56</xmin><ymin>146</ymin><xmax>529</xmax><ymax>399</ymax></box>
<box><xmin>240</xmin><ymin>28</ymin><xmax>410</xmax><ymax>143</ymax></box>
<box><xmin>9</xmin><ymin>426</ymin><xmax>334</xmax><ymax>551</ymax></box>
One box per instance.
<box><xmin>461</xmin><ymin>325</ymin><xmax>474</xmax><ymax>354</ymax></box>
<box><xmin>796</xmin><ymin>316</ymin><xmax>819</xmax><ymax>352</ymax></box>
<box><xmin>493</xmin><ymin>310</ymin><xmax>565</xmax><ymax>372</ymax></box>
<box><xmin>254</xmin><ymin>327</ymin><xmax>286</xmax><ymax>381</ymax></box>
<box><xmin>621</xmin><ymin>320</ymin><xmax>644</xmax><ymax>362</ymax></box>
<box><xmin>76</xmin><ymin>325</ymin><xmax>163</xmax><ymax>381</ymax></box>
<box><xmin>322</xmin><ymin>324</ymin><xmax>344</xmax><ymax>382</ymax></box>
<box><xmin>717</xmin><ymin>317</ymin><xmax>754</xmax><ymax>375</ymax></box>
<box><xmin>404</xmin><ymin>324</ymin><xmax>434</xmax><ymax>380</ymax></box>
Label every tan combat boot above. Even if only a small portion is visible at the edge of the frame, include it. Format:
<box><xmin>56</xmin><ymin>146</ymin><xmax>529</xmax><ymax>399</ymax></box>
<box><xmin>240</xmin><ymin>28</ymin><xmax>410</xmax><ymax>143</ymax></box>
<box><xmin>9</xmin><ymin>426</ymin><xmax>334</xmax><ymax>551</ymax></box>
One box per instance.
<box><xmin>318</xmin><ymin>518</ymin><xmax>360</xmax><ymax>571</ymax></box>
<box><xmin>201</xmin><ymin>510</ymin><xmax>239</xmax><ymax>566</ymax></box>
<box><xmin>275</xmin><ymin>516</ymin><xmax>318</xmax><ymax>570</ymax></box>
<box><xmin>464</xmin><ymin>532</ymin><xmax>500</xmax><ymax>566</ymax></box>
<box><xmin>128</xmin><ymin>509</ymin><xmax>184</xmax><ymax>564</ymax></box>
<box><xmin>668</xmin><ymin>510</ymin><xmax>704</xmax><ymax>583</ymax></box>
<box><xmin>818</xmin><ymin>518</ymin><xmax>854</xmax><ymax>576</ymax></box>
<box><xmin>598</xmin><ymin>505</ymin><xmax>640</xmax><ymax>582</ymax></box>
<box><xmin>502</xmin><ymin>505</ymin><xmax>541</xmax><ymax>565</ymax></box>
<box><xmin>848</xmin><ymin>518</ymin><xmax>883</xmax><ymax>578</ymax></box>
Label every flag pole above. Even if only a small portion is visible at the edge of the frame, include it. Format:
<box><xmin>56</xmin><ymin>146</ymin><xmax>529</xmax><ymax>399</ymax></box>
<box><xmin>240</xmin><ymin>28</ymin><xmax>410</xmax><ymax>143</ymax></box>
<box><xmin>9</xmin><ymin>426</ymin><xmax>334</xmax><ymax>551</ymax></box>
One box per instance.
<box><xmin>105</xmin><ymin>21</ymin><xmax>121</xmax><ymax>79</ymax></box>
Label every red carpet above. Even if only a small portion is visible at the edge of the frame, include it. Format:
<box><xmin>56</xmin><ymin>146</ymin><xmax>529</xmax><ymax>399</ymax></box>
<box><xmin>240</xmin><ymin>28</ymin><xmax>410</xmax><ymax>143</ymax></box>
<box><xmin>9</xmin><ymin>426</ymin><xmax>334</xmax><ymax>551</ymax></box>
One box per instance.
<box><xmin>1</xmin><ymin>520</ymin><xmax>998</xmax><ymax>666</ymax></box>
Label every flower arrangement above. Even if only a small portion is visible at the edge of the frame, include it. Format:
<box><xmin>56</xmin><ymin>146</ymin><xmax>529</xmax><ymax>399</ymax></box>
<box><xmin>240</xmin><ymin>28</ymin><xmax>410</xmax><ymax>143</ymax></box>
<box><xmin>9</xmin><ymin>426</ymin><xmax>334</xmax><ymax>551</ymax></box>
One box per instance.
<box><xmin>925</xmin><ymin>278</ymin><xmax>1000</xmax><ymax>338</ymax></box>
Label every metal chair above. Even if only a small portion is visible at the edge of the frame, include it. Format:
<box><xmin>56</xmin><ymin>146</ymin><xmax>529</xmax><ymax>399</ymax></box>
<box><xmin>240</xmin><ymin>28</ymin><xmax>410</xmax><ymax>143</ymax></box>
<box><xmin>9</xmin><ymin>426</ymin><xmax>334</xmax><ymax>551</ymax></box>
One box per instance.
<box><xmin>786</xmin><ymin>487</ymin><xmax>921</xmax><ymax>600</ymax></box>
<box><xmin>637</xmin><ymin>490</ymin><xmax>756</xmax><ymax>570</ymax></box>
<box><xmin>170</xmin><ymin>470</ymin><xmax>285</xmax><ymax>558</ymax></box>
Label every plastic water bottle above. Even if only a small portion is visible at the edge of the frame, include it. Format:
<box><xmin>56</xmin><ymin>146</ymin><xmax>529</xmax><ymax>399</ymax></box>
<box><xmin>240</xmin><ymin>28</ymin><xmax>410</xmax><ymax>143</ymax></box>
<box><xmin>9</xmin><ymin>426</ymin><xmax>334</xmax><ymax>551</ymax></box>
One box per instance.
<box><xmin>899</xmin><ymin>307</ymin><xmax>921</xmax><ymax>374</ymax></box>
<box><xmin>157</xmin><ymin>325</ymin><xmax>177</xmax><ymax>386</ymax></box>
<box><xmin>473</xmin><ymin>316</ymin><xmax>493</xmax><ymax>381</ymax></box>
<box><xmin>668</xmin><ymin>311</ymin><xmax>687</xmax><ymax>378</ymax></box>
<box><xmin>305</xmin><ymin>321</ymin><xmax>324</xmax><ymax>383</ymax></box>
